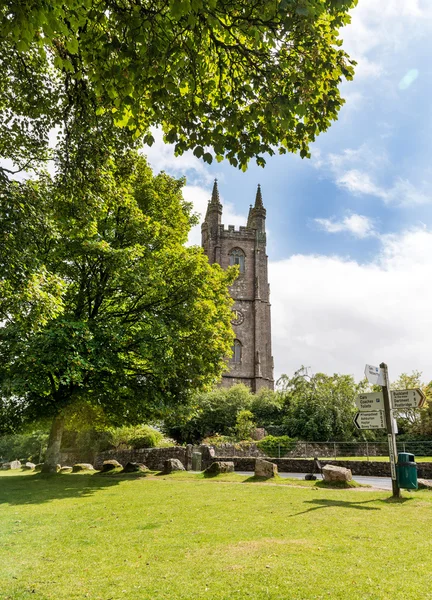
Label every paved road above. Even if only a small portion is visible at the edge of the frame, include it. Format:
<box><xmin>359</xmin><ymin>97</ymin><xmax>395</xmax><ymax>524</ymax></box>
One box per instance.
<box><xmin>236</xmin><ymin>471</ymin><xmax>393</xmax><ymax>490</ymax></box>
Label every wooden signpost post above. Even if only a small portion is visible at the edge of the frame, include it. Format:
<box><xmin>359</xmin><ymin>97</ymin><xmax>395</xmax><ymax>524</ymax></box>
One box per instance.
<box><xmin>380</xmin><ymin>363</ymin><xmax>400</xmax><ymax>498</ymax></box>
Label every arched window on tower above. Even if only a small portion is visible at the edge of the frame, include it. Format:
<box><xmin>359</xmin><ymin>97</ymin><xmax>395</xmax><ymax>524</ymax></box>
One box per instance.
<box><xmin>231</xmin><ymin>339</ymin><xmax>242</xmax><ymax>364</ymax></box>
<box><xmin>229</xmin><ymin>248</ymin><xmax>245</xmax><ymax>273</ymax></box>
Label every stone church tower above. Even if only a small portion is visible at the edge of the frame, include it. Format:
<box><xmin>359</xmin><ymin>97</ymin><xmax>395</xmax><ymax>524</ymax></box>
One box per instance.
<box><xmin>201</xmin><ymin>180</ymin><xmax>274</xmax><ymax>391</ymax></box>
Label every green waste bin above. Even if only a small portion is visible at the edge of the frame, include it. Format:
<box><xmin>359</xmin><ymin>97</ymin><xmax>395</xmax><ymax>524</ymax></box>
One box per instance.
<box><xmin>396</xmin><ymin>452</ymin><xmax>418</xmax><ymax>490</ymax></box>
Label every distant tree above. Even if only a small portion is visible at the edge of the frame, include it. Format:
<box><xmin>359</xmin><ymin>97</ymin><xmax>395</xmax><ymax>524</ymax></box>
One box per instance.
<box><xmin>388</xmin><ymin>371</ymin><xmax>432</xmax><ymax>437</ymax></box>
<box><xmin>166</xmin><ymin>384</ymin><xmax>253</xmax><ymax>444</ymax></box>
<box><xmin>416</xmin><ymin>380</ymin><xmax>432</xmax><ymax>437</ymax></box>
<box><xmin>0</xmin><ymin>430</ymin><xmax>48</xmax><ymax>463</ymax></box>
<box><xmin>234</xmin><ymin>410</ymin><xmax>257</xmax><ymax>441</ymax></box>
<box><xmin>250</xmin><ymin>388</ymin><xmax>284</xmax><ymax>434</ymax></box>
<box><xmin>0</xmin><ymin>152</ymin><xmax>235</xmax><ymax>471</ymax></box>
<box><xmin>278</xmin><ymin>368</ymin><xmax>364</xmax><ymax>441</ymax></box>
<box><xmin>0</xmin><ymin>0</ymin><xmax>357</xmax><ymax>179</ymax></box>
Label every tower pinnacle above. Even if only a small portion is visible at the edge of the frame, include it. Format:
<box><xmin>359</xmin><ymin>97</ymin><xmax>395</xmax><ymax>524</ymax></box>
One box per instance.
<box><xmin>254</xmin><ymin>184</ymin><xmax>264</xmax><ymax>209</ymax></box>
<box><xmin>210</xmin><ymin>179</ymin><xmax>220</xmax><ymax>205</ymax></box>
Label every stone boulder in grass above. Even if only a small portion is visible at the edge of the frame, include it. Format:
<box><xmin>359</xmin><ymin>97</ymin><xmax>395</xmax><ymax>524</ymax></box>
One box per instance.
<box><xmin>4</xmin><ymin>460</ymin><xmax>22</xmax><ymax>470</ymax></box>
<box><xmin>72</xmin><ymin>463</ymin><xmax>95</xmax><ymax>473</ymax></box>
<box><xmin>205</xmin><ymin>461</ymin><xmax>234</xmax><ymax>475</ymax></box>
<box><xmin>322</xmin><ymin>464</ymin><xmax>352</xmax><ymax>483</ymax></box>
<box><xmin>255</xmin><ymin>458</ymin><xmax>278</xmax><ymax>479</ymax></box>
<box><xmin>163</xmin><ymin>459</ymin><xmax>185</xmax><ymax>474</ymax></box>
<box><xmin>22</xmin><ymin>462</ymin><xmax>36</xmax><ymax>470</ymax></box>
<box><xmin>417</xmin><ymin>479</ymin><xmax>432</xmax><ymax>490</ymax></box>
<box><xmin>122</xmin><ymin>462</ymin><xmax>149</xmax><ymax>473</ymax></box>
<box><xmin>101</xmin><ymin>460</ymin><xmax>122</xmax><ymax>472</ymax></box>
<box><xmin>60</xmin><ymin>466</ymin><xmax>73</xmax><ymax>473</ymax></box>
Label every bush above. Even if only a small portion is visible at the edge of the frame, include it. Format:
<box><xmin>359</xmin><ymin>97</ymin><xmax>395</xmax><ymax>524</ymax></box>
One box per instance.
<box><xmin>234</xmin><ymin>410</ymin><xmax>256</xmax><ymax>441</ymax></box>
<box><xmin>111</xmin><ymin>425</ymin><xmax>173</xmax><ymax>449</ymax></box>
<box><xmin>201</xmin><ymin>434</ymin><xmax>234</xmax><ymax>446</ymax></box>
<box><xmin>129</xmin><ymin>427</ymin><xmax>163</xmax><ymax>449</ymax></box>
<box><xmin>257</xmin><ymin>435</ymin><xmax>297</xmax><ymax>458</ymax></box>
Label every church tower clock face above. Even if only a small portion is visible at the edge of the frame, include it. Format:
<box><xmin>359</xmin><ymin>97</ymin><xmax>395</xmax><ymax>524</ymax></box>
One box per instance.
<box><xmin>231</xmin><ymin>309</ymin><xmax>244</xmax><ymax>326</ymax></box>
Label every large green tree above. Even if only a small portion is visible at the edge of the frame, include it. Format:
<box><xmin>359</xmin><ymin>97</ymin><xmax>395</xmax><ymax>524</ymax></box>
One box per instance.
<box><xmin>0</xmin><ymin>152</ymin><xmax>235</xmax><ymax>470</ymax></box>
<box><xmin>1</xmin><ymin>0</ymin><xmax>357</xmax><ymax>178</ymax></box>
<box><xmin>278</xmin><ymin>368</ymin><xmax>365</xmax><ymax>441</ymax></box>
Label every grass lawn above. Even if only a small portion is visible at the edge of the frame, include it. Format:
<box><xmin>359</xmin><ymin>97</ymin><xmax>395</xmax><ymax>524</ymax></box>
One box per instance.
<box><xmin>1</xmin><ymin>470</ymin><xmax>431</xmax><ymax>600</ymax></box>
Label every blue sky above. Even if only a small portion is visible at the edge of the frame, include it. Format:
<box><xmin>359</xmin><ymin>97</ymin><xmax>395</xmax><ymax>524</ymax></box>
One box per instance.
<box><xmin>145</xmin><ymin>1</ymin><xmax>432</xmax><ymax>384</ymax></box>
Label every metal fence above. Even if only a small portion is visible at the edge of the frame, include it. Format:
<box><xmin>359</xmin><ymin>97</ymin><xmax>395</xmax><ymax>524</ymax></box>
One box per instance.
<box><xmin>274</xmin><ymin>440</ymin><xmax>432</xmax><ymax>460</ymax></box>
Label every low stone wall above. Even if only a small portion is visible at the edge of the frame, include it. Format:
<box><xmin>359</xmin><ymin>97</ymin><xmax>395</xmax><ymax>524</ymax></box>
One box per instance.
<box><xmin>59</xmin><ymin>443</ymin><xmax>432</xmax><ymax>478</ymax></box>
<box><xmin>93</xmin><ymin>447</ymin><xmax>188</xmax><ymax>470</ymax></box>
<box><xmin>211</xmin><ymin>443</ymin><xmax>265</xmax><ymax>458</ymax></box>
<box><xmin>60</xmin><ymin>446</ymin><xmax>190</xmax><ymax>471</ymax></box>
<box><xmin>209</xmin><ymin>457</ymin><xmax>432</xmax><ymax>478</ymax></box>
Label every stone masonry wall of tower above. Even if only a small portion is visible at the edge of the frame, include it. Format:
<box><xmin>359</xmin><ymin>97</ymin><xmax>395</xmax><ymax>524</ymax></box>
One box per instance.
<box><xmin>201</xmin><ymin>180</ymin><xmax>274</xmax><ymax>392</ymax></box>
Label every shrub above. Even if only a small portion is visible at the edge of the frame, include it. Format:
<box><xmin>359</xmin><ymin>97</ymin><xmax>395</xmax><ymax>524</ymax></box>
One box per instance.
<box><xmin>201</xmin><ymin>434</ymin><xmax>234</xmax><ymax>446</ymax></box>
<box><xmin>257</xmin><ymin>435</ymin><xmax>297</xmax><ymax>457</ymax></box>
<box><xmin>234</xmin><ymin>410</ymin><xmax>256</xmax><ymax>441</ymax></box>
<box><xmin>125</xmin><ymin>426</ymin><xmax>164</xmax><ymax>449</ymax></box>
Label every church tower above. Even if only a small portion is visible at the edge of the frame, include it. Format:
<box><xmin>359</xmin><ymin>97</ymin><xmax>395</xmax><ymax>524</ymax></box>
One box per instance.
<box><xmin>201</xmin><ymin>181</ymin><xmax>274</xmax><ymax>391</ymax></box>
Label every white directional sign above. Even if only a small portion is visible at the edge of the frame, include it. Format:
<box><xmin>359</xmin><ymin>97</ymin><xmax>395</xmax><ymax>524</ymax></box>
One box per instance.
<box><xmin>353</xmin><ymin>410</ymin><xmax>386</xmax><ymax>430</ymax></box>
<box><xmin>391</xmin><ymin>388</ymin><xmax>426</xmax><ymax>410</ymax></box>
<box><xmin>356</xmin><ymin>392</ymin><xmax>384</xmax><ymax>411</ymax></box>
<box><xmin>364</xmin><ymin>364</ymin><xmax>385</xmax><ymax>386</ymax></box>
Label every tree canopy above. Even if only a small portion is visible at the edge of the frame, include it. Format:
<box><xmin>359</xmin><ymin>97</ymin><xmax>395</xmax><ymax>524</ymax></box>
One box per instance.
<box><xmin>0</xmin><ymin>151</ymin><xmax>236</xmax><ymax>468</ymax></box>
<box><xmin>276</xmin><ymin>369</ymin><xmax>366</xmax><ymax>441</ymax></box>
<box><xmin>1</xmin><ymin>0</ymin><xmax>357</xmax><ymax>177</ymax></box>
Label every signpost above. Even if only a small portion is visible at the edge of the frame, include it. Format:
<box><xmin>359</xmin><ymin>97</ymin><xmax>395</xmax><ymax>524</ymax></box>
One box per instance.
<box><xmin>355</xmin><ymin>392</ymin><xmax>384</xmax><ymax>411</ymax></box>
<box><xmin>380</xmin><ymin>363</ymin><xmax>400</xmax><ymax>498</ymax></box>
<box><xmin>391</xmin><ymin>389</ymin><xmax>426</xmax><ymax>410</ymax></box>
<box><xmin>353</xmin><ymin>410</ymin><xmax>386</xmax><ymax>430</ymax></box>
<box><xmin>364</xmin><ymin>364</ymin><xmax>385</xmax><ymax>386</ymax></box>
<box><xmin>357</xmin><ymin>362</ymin><xmax>426</xmax><ymax>497</ymax></box>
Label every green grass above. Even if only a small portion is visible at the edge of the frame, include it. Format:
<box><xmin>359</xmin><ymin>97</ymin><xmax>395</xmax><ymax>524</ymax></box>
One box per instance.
<box><xmin>1</xmin><ymin>470</ymin><xmax>432</xmax><ymax>599</ymax></box>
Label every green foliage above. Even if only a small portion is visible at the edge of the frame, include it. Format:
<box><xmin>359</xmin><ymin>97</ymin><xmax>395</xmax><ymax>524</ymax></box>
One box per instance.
<box><xmin>0</xmin><ymin>430</ymin><xmax>48</xmax><ymax>462</ymax></box>
<box><xmin>166</xmin><ymin>384</ymin><xmax>253</xmax><ymax>444</ymax></box>
<box><xmin>278</xmin><ymin>368</ymin><xmax>366</xmax><ymax>441</ymax></box>
<box><xmin>257</xmin><ymin>435</ymin><xmax>297</xmax><ymax>457</ymax></box>
<box><xmin>0</xmin><ymin>0</ymin><xmax>357</xmax><ymax>178</ymax></box>
<box><xmin>201</xmin><ymin>434</ymin><xmax>234</xmax><ymax>446</ymax></box>
<box><xmin>0</xmin><ymin>152</ymin><xmax>235</xmax><ymax>441</ymax></box>
<box><xmin>250</xmin><ymin>388</ymin><xmax>284</xmax><ymax>433</ymax></box>
<box><xmin>234</xmin><ymin>410</ymin><xmax>257</xmax><ymax>441</ymax></box>
<box><xmin>113</xmin><ymin>424</ymin><xmax>165</xmax><ymax>450</ymax></box>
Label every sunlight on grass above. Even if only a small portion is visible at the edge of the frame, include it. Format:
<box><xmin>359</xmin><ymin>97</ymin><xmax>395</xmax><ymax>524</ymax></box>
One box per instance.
<box><xmin>0</xmin><ymin>471</ymin><xmax>431</xmax><ymax>599</ymax></box>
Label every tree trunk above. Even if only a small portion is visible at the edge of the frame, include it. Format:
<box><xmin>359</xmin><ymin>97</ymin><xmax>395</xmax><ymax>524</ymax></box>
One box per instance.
<box><xmin>42</xmin><ymin>414</ymin><xmax>65</xmax><ymax>473</ymax></box>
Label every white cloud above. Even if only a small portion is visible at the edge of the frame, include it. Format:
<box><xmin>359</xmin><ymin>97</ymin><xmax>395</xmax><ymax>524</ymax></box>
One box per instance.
<box><xmin>336</xmin><ymin>169</ymin><xmax>383</xmax><ymax>197</ymax></box>
<box><xmin>343</xmin><ymin>0</ymin><xmax>432</xmax><ymax>58</ymax></box>
<box><xmin>315</xmin><ymin>214</ymin><xmax>376</xmax><ymax>239</ymax></box>
<box><xmin>270</xmin><ymin>226</ymin><xmax>432</xmax><ymax>382</ymax></box>
<box><xmin>315</xmin><ymin>145</ymin><xmax>431</xmax><ymax>206</ymax></box>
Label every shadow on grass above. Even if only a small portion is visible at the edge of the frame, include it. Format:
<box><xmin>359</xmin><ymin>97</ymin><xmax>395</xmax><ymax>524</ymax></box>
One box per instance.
<box><xmin>243</xmin><ymin>475</ymin><xmax>275</xmax><ymax>483</ymax></box>
<box><xmin>0</xmin><ymin>472</ymin><xmax>139</xmax><ymax>506</ymax></box>
<box><xmin>292</xmin><ymin>497</ymin><xmax>382</xmax><ymax>516</ymax></box>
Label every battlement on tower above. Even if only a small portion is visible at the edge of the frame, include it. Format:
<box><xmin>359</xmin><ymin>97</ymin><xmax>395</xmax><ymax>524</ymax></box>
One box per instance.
<box><xmin>220</xmin><ymin>225</ymin><xmax>256</xmax><ymax>238</ymax></box>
